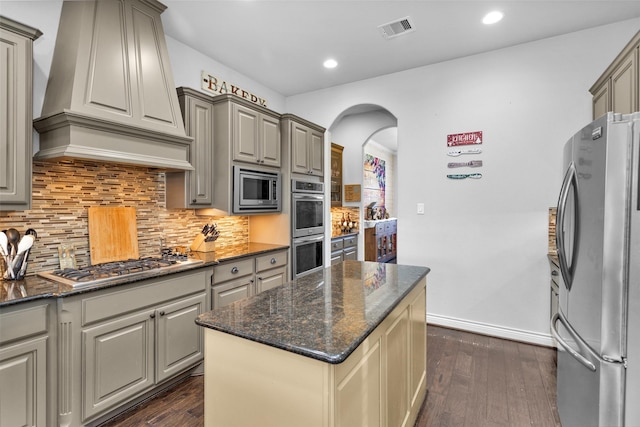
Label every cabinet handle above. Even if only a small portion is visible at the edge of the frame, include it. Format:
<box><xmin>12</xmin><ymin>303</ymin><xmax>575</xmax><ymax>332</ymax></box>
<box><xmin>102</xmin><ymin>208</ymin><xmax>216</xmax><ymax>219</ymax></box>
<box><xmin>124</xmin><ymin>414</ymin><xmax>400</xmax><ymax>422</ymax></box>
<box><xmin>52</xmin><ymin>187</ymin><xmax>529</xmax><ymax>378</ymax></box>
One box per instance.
<box><xmin>231</xmin><ymin>267</ymin><xmax>239</xmax><ymax>274</ymax></box>
<box><xmin>551</xmin><ymin>270</ymin><xmax>559</xmax><ymax>276</ymax></box>
<box><xmin>192</xmin><ymin>199</ymin><xmax>197</xmax><ymax>203</ymax></box>
<box><xmin>250</xmin><ymin>279</ymin><xmax>254</xmax><ymax>283</ymax></box>
<box><xmin>150</xmin><ymin>313</ymin><xmax>156</xmax><ymax>319</ymax></box>
<box><xmin>270</xmin><ymin>257</ymin><xmax>276</xmax><ymax>264</ymax></box>
<box><xmin>159</xmin><ymin>311</ymin><xmax>165</xmax><ymax>316</ymax></box>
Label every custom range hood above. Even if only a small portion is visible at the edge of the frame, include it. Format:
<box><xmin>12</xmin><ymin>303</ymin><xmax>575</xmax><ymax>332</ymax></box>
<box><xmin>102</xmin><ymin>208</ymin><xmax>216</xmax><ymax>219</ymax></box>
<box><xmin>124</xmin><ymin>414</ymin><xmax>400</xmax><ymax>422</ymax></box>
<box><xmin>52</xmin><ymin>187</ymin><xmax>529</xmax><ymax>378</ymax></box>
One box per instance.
<box><xmin>33</xmin><ymin>0</ymin><xmax>194</xmax><ymax>170</ymax></box>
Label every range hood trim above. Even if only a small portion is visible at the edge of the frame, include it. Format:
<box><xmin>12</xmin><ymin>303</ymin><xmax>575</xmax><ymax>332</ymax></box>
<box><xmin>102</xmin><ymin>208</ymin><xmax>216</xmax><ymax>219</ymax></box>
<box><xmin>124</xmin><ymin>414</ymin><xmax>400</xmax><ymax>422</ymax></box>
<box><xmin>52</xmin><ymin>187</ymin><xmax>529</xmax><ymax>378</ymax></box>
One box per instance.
<box><xmin>34</xmin><ymin>110</ymin><xmax>194</xmax><ymax>171</ymax></box>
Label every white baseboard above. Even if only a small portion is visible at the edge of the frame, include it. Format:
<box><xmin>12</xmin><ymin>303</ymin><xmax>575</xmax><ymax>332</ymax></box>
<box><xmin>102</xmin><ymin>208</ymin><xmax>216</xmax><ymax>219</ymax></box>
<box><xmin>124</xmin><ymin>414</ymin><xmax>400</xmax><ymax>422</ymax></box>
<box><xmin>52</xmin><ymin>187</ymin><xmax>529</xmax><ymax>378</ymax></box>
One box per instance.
<box><xmin>427</xmin><ymin>313</ymin><xmax>556</xmax><ymax>348</ymax></box>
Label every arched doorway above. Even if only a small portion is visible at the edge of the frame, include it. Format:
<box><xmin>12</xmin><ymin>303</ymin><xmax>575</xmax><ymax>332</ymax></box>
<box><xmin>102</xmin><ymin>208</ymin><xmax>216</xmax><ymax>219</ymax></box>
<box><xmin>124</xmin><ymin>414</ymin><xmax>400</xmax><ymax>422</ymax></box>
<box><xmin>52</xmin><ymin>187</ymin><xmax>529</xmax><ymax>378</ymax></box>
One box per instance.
<box><xmin>327</xmin><ymin>104</ymin><xmax>397</xmax><ymax>261</ymax></box>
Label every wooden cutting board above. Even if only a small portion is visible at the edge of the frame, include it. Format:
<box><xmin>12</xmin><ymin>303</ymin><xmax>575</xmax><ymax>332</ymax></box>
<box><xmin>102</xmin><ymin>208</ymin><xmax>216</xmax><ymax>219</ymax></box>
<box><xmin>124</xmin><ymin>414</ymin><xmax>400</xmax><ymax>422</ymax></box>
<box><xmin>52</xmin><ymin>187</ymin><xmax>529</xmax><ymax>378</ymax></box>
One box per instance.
<box><xmin>88</xmin><ymin>207</ymin><xmax>139</xmax><ymax>264</ymax></box>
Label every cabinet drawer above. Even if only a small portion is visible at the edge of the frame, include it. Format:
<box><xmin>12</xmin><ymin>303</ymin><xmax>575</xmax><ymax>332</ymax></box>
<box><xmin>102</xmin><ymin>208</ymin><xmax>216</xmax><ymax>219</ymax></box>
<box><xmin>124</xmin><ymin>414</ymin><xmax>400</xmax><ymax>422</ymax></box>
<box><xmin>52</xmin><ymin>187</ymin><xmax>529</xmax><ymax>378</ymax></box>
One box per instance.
<box><xmin>256</xmin><ymin>251</ymin><xmax>287</xmax><ymax>273</ymax></box>
<box><xmin>330</xmin><ymin>238</ymin><xmax>344</xmax><ymax>251</ymax></box>
<box><xmin>214</xmin><ymin>258</ymin><xmax>254</xmax><ymax>282</ymax></box>
<box><xmin>375</xmin><ymin>223</ymin><xmax>385</xmax><ymax>234</ymax></box>
<box><xmin>0</xmin><ymin>302</ymin><xmax>49</xmax><ymax>345</ymax></box>
<box><xmin>343</xmin><ymin>236</ymin><xmax>357</xmax><ymax>248</ymax></box>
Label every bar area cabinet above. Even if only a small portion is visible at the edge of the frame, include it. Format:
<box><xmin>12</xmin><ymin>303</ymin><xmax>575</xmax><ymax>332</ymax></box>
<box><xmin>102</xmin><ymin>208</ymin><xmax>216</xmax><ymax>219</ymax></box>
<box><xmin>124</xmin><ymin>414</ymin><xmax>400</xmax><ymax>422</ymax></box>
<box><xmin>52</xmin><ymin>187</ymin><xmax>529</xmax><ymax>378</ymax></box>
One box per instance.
<box><xmin>364</xmin><ymin>219</ymin><xmax>397</xmax><ymax>263</ymax></box>
<box><xmin>330</xmin><ymin>143</ymin><xmax>343</xmax><ymax>207</ymax></box>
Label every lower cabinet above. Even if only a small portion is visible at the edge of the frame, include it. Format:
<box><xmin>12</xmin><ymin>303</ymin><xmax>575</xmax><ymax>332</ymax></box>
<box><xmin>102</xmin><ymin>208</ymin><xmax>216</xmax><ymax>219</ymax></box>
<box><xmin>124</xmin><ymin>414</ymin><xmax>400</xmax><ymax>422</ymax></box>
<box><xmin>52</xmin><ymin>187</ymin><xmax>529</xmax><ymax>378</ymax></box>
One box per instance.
<box><xmin>203</xmin><ymin>276</ymin><xmax>427</xmax><ymax>427</ymax></box>
<box><xmin>331</xmin><ymin>234</ymin><xmax>358</xmax><ymax>265</ymax></box>
<box><xmin>58</xmin><ymin>268</ymin><xmax>209</xmax><ymax>426</ymax></box>
<box><xmin>212</xmin><ymin>250</ymin><xmax>288</xmax><ymax>309</ymax></box>
<box><xmin>0</xmin><ymin>300</ymin><xmax>54</xmax><ymax>427</ymax></box>
<box><xmin>365</xmin><ymin>220</ymin><xmax>397</xmax><ymax>263</ymax></box>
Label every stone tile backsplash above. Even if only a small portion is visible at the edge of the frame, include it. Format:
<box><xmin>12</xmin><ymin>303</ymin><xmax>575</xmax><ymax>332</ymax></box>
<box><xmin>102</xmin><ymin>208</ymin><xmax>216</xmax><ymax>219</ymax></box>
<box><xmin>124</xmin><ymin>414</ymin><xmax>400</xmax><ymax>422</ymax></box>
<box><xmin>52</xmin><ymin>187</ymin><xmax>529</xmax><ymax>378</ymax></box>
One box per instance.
<box><xmin>0</xmin><ymin>159</ymin><xmax>249</xmax><ymax>274</ymax></box>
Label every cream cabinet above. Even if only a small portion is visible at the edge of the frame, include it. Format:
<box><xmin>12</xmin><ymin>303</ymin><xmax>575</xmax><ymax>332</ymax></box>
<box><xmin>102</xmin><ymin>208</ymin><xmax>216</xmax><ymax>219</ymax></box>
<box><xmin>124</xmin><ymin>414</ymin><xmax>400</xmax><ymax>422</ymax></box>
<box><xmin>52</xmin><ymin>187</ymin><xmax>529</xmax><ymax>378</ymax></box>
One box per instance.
<box><xmin>57</xmin><ymin>268</ymin><xmax>209</xmax><ymax>426</ymax></box>
<box><xmin>212</xmin><ymin>250</ymin><xmax>288</xmax><ymax>309</ymax></box>
<box><xmin>0</xmin><ymin>300</ymin><xmax>54</xmax><ymax>427</ymax></box>
<box><xmin>203</xmin><ymin>276</ymin><xmax>427</xmax><ymax>427</ymax></box>
<box><xmin>590</xmin><ymin>31</ymin><xmax>639</xmax><ymax>118</ymax></box>
<box><xmin>0</xmin><ymin>17</ymin><xmax>41</xmax><ymax>211</ymax></box>
<box><xmin>282</xmin><ymin>114</ymin><xmax>325</xmax><ymax>177</ymax></box>
<box><xmin>167</xmin><ymin>87</ymin><xmax>215</xmax><ymax>208</ymax></box>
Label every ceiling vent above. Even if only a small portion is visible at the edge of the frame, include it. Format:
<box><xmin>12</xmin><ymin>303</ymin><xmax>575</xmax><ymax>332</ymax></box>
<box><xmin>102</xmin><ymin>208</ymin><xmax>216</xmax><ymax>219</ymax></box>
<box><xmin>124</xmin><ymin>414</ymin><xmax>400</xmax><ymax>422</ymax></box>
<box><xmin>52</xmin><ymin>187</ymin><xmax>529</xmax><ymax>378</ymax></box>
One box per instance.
<box><xmin>378</xmin><ymin>16</ymin><xmax>415</xmax><ymax>39</ymax></box>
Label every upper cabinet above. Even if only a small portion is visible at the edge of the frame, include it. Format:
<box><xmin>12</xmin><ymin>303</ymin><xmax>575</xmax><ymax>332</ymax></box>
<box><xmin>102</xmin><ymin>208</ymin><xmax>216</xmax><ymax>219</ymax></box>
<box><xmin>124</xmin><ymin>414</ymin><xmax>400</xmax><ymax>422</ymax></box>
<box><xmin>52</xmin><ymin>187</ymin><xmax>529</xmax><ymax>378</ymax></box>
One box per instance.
<box><xmin>282</xmin><ymin>114</ymin><xmax>325</xmax><ymax>178</ymax></box>
<box><xmin>232</xmin><ymin>103</ymin><xmax>281</xmax><ymax>168</ymax></box>
<box><xmin>590</xmin><ymin>31</ymin><xmax>639</xmax><ymax>119</ymax></box>
<box><xmin>0</xmin><ymin>16</ymin><xmax>41</xmax><ymax>211</ymax></box>
<box><xmin>330</xmin><ymin>143</ymin><xmax>344</xmax><ymax>207</ymax></box>
<box><xmin>166</xmin><ymin>88</ymin><xmax>215</xmax><ymax>209</ymax></box>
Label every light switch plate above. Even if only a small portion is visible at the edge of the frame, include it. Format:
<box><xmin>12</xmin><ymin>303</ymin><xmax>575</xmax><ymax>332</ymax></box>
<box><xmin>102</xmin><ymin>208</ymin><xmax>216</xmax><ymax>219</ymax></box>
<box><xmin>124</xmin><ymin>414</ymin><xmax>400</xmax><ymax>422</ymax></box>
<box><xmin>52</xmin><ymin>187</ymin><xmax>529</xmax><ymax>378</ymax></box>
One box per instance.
<box><xmin>417</xmin><ymin>203</ymin><xmax>425</xmax><ymax>215</ymax></box>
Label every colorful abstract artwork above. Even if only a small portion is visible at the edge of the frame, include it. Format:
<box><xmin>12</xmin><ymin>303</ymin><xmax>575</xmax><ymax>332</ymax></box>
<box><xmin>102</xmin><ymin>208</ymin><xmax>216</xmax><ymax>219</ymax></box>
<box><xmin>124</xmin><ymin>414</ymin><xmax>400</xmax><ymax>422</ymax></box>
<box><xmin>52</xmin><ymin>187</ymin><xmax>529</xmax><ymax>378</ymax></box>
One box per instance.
<box><xmin>363</xmin><ymin>154</ymin><xmax>385</xmax><ymax>207</ymax></box>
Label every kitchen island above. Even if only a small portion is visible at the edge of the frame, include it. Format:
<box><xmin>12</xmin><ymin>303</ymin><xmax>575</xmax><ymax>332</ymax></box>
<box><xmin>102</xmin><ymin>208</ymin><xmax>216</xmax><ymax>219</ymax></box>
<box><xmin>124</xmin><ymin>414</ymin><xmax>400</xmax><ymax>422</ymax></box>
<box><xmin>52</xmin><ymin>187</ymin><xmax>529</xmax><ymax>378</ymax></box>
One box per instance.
<box><xmin>195</xmin><ymin>260</ymin><xmax>430</xmax><ymax>427</ymax></box>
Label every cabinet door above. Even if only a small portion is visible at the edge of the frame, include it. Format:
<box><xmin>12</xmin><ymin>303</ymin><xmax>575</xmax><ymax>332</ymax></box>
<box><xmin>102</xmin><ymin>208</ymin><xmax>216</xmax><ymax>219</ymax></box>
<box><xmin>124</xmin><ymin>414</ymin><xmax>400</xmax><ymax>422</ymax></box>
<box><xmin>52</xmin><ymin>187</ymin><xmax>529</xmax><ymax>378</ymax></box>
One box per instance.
<box><xmin>331</xmin><ymin>252</ymin><xmax>343</xmax><ymax>265</ymax></box>
<box><xmin>156</xmin><ymin>293</ymin><xmax>206</xmax><ymax>382</ymax></box>
<box><xmin>335</xmin><ymin>340</ymin><xmax>382</xmax><ymax>427</ymax></box>
<box><xmin>592</xmin><ymin>81</ymin><xmax>610</xmax><ymax>119</ymax></box>
<box><xmin>409</xmin><ymin>284</ymin><xmax>427</xmax><ymax>408</ymax></box>
<box><xmin>187</xmin><ymin>96</ymin><xmax>214</xmax><ymax>206</ymax></box>
<box><xmin>256</xmin><ymin>266</ymin><xmax>286</xmax><ymax>293</ymax></box>
<box><xmin>260</xmin><ymin>114</ymin><xmax>281</xmax><ymax>167</ymax></box>
<box><xmin>0</xmin><ymin>22</ymin><xmax>37</xmax><ymax>211</ymax></box>
<box><xmin>83</xmin><ymin>310</ymin><xmax>154</xmax><ymax>420</ymax></box>
<box><xmin>213</xmin><ymin>276</ymin><xmax>254</xmax><ymax>309</ymax></box>
<box><xmin>385</xmin><ymin>308</ymin><xmax>410</xmax><ymax>427</ymax></box>
<box><xmin>611</xmin><ymin>53</ymin><xmax>636</xmax><ymax>115</ymax></box>
<box><xmin>0</xmin><ymin>337</ymin><xmax>47</xmax><ymax>427</ymax></box>
<box><xmin>233</xmin><ymin>103</ymin><xmax>260</xmax><ymax>164</ymax></box>
<box><xmin>291</xmin><ymin>122</ymin><xmax>311</xmax><ymax>174</ymax></box>
<box><xmin>364</xmin><ymin>228</ymin><xmax>377</xmax><ymax>262</ymax></box>
<box><xmin>343</xmin><ymin>247</ymin><xmax>357</xmax><ymax>261</ymax></box>
<box><xmin>309</xmin><ymin>129</ymin><xmax>324</xmax><ymax>177</ymax></box>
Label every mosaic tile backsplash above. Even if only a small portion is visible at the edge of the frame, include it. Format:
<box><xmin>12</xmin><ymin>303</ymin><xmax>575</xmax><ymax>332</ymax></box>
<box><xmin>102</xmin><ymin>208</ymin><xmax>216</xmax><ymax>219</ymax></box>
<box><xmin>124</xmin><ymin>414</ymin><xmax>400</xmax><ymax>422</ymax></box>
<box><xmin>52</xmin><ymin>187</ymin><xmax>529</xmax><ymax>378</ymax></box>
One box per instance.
<box><xmin>0</xmin><ymin>160</ymin><xmax>249</xmax><ymax>274</ymax></box>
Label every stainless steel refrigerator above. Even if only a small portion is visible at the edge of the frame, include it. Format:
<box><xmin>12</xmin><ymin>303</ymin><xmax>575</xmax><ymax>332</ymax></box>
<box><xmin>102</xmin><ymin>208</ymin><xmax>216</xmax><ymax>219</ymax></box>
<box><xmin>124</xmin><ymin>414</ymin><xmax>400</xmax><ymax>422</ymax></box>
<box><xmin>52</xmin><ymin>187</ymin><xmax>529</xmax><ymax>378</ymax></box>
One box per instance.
<box><xmin>552</xmin><ymin>112</ymin><xmax>640</xmax><ymax>427</ymax></box>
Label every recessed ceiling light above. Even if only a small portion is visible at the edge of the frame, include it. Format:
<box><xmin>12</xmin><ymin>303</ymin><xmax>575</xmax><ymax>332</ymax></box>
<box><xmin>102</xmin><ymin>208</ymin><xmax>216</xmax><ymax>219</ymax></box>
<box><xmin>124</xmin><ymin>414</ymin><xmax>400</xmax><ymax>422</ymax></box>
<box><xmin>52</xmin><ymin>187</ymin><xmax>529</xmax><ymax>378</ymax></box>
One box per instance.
<box><xmin>482</xmin><ymin>11</ymin><xmax>503</xmax><ymax>25</ymax></box>
<box><xmin>323</xmin><ymin>59</ymin><xmax>338</xmax><ymax>69</ymax></box>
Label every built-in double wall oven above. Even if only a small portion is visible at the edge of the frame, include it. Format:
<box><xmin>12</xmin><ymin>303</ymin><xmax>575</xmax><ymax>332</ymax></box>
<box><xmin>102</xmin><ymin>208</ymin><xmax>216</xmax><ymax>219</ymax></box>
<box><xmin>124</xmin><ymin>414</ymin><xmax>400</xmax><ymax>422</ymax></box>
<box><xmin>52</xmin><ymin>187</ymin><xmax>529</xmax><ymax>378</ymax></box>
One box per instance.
<box><xmin>291</xmin><ymin>179</ymin><xmax>325</xmax><ymax>278</ymax></box>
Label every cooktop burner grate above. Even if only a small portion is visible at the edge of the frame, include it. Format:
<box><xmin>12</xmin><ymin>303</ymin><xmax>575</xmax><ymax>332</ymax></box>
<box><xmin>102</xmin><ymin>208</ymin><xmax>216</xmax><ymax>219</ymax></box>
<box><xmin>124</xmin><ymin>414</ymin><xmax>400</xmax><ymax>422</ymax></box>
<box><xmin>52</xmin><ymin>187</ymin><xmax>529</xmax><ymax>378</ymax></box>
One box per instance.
<box><xmin>38</xmin><ymin>255</ymin><xmax>203</xmax><ymax>288</ymax></box>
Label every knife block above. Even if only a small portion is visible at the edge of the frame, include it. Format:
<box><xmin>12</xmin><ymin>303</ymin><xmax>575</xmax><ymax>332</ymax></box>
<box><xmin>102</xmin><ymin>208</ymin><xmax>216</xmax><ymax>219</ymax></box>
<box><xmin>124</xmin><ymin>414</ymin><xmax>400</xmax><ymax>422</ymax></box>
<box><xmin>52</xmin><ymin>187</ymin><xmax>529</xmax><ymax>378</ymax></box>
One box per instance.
<box><xmin>190</xmin><ymin>234</ymin><xmax>216</xmax><ymax>252</ymax></box>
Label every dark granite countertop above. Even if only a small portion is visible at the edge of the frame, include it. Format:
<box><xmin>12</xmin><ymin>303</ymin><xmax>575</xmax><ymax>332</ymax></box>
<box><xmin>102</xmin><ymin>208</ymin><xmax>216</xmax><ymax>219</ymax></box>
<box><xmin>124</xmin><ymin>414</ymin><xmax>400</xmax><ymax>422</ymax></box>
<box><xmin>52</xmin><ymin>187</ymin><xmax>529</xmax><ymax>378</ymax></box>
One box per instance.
<box><xmin>0</xmin><ymin>242</ymin><xmax>289</xmax><ymax>308</ymax></box>
<box><xmin>196</xmin><ymin>260</ymin><xmax>430</xmax><ymax>364</ymax></box>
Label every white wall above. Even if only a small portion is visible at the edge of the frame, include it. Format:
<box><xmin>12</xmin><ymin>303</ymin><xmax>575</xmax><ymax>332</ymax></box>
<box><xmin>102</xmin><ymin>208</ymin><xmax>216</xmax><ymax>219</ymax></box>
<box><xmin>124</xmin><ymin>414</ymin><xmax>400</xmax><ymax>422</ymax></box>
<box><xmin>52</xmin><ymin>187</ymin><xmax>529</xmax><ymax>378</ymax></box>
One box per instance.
<box><xmin>285</xmin><ymin>18</ymin><xmax>640</xmax><ymax>345</ymax></box>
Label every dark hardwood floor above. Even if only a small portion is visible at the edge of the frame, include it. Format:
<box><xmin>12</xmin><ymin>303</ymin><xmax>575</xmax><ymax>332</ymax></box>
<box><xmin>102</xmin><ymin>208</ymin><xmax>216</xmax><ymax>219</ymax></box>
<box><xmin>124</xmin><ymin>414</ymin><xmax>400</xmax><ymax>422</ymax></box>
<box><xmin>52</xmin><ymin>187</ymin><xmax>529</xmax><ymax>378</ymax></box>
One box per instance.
<box><xmin>99</xmin><ymin>325</ymin><xmax>561</xmax><ymax>427</ymax></box>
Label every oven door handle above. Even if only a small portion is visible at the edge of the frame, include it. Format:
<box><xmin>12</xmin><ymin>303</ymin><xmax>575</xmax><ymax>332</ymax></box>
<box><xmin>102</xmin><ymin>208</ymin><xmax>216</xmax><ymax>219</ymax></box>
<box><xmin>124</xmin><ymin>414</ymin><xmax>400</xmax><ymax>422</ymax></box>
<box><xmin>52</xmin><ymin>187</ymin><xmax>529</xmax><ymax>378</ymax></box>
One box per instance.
<box><xmin>295</xmin><ymin>234</ymin><xmax>325</xmax><ymax>244</ymax></box>
<box><xmin>293</xmin><ymin>193</ymin><xmax>324</xmax><ymax>201</ymax></box>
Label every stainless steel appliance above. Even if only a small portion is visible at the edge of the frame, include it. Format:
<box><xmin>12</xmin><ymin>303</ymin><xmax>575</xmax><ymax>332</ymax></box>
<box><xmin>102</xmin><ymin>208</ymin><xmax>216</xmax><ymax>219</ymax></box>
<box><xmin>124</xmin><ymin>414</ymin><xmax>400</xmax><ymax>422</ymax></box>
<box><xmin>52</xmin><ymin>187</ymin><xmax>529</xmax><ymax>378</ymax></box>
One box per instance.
<box><xmin>38</xmin><ymin>255</ymin><xmax>203</xmax><ymax>289</ymax></box>
<box><xmin>291</xmin><ymin>179</ymin><xmax>324</xmax><ymax>238</ymax></box>
<box><xmin>291</xmin><ymin>179</ymin><xmax>325</xmax><ymax>278</ymax></box>
<box><xmin>552</xmin><ymin>112</ymin><xmax>640</xmax><ymax>427</ymax></box>
<box><xmin>292</xmin><ymin>234</ymin><xmax>324</xmax><ymax>278</ymax></box>
<box><xmin>233</xmin><ymin>166</ymin><xmax>281</xmax><ymax>214</ymax></box>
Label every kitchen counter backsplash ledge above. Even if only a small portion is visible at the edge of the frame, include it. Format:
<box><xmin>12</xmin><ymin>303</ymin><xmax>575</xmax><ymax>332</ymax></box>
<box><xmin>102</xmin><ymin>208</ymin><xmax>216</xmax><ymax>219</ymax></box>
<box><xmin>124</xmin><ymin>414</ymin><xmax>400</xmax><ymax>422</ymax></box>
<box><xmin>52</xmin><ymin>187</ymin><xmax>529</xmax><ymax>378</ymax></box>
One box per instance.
<box><xmin>0</xmin><ymin>242</ymin><xmax>289</xmax><ymax>306</ymax></box>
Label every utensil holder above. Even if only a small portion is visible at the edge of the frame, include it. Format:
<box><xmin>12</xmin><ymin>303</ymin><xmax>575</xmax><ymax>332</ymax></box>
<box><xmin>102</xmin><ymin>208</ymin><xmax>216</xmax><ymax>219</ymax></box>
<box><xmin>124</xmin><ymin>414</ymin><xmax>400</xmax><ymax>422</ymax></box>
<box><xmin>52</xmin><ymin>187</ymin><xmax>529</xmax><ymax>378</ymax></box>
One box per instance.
<box><xmin>2</xmin><ymin>252</ymin><xmax>27</xmax><ymax>281</ymax></box>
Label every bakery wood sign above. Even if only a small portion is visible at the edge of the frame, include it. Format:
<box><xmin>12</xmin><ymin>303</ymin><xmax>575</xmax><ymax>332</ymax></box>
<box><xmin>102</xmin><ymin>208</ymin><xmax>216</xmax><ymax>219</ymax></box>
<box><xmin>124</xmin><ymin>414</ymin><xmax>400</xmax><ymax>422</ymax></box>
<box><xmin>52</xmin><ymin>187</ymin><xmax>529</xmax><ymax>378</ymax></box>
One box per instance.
<box><xmin>447</xmin><ymin>131</ymin><xmax>483</xmax><ymax>147</ymax></box>
<box><xmin>201</xmin><ymin>71</ymin><xmax>268</xmax><ymax>107</ymax></box>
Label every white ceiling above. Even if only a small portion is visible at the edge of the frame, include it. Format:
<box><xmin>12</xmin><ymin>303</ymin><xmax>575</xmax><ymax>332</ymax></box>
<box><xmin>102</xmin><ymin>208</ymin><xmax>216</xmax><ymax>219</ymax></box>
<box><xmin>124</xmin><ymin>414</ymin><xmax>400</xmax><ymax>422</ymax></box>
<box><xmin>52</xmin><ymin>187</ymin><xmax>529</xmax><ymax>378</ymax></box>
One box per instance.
<box><xmin>161</xmin><ymin>1</ymin><xmax>640</xmax><ymax>97</ymax></box>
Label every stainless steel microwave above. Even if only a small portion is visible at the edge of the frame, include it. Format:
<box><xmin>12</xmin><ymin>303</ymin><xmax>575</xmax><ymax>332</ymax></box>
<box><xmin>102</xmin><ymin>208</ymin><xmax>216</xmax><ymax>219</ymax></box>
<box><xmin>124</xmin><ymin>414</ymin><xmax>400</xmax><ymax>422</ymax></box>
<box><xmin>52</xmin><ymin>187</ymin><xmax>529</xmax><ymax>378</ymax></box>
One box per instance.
<box><xmin>233</xmin><ymin>166</ymin><xmax>281</xmax><ymax>214</ymax></box>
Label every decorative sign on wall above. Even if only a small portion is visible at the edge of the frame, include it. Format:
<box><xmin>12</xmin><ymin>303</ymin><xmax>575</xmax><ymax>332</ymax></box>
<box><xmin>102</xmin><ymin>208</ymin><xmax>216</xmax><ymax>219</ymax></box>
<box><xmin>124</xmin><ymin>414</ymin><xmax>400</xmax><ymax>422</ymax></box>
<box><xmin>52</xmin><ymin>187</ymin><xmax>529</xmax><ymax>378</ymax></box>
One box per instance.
<box><xmin>447</xmin><ymin>131</ymin><xmax>483</xmax><ymax>147</ymax></box>
<box><xmin>344</xmin><ymin>184</ymin><xmax>361</xmax><ymax>202</ymax></box>
<box><xmin>201</xmin><ymin>70</ymin><xmax>268</xmax><ymax>107</ymax></box>
<box><xmin>363</xmin><ymin>154</ymin><xmax>385</xmax><ymax>207</ymax></box>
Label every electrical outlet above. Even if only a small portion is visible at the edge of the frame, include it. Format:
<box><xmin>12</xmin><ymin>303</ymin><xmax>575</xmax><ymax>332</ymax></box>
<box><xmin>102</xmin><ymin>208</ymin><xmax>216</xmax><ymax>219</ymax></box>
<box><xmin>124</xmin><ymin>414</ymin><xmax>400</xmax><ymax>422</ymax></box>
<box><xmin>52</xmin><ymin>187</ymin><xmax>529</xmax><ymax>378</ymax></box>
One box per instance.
<box><xmin>417</xmin><ymin>203</ymin><xmax>425</xmax><ymax>215</ymax></box>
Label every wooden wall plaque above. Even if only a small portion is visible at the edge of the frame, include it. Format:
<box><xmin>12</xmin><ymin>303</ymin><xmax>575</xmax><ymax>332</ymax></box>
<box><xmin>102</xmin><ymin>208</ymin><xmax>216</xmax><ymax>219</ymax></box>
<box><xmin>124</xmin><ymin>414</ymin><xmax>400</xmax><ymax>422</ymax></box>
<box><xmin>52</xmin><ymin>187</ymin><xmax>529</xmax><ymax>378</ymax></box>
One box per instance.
<box><xmin>344</xmin><ymin>184</ymin><xmax>361</xmax><ymax>202</ymax></box>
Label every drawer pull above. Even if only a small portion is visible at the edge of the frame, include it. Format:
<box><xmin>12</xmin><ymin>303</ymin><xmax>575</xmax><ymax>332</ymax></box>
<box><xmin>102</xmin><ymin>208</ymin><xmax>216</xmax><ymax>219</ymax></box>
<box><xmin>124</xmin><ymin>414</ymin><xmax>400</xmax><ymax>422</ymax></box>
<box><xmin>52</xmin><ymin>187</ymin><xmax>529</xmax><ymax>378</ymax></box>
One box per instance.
<box><xmin>231</xmin><ymin>267</ymin><xmax>239</xmax><ymax>274</ymax></box>
<box><xmin>270</xmin><ymin>257</ymin><xmax>277</xmax><ymax>264</ymax></box>
<box><xmin>150</xmin><ymin>313</ymin><xmax>156</xmax><ymax>319</ymax></box>
<box><xmin>551</xmin><ymin>270</ymin><xmax>559</xmax><ymax>276</ymax></box>
<box><xmin>159</xmin><ymin>311</ymin><xmax>165</xmax><ymax>316</ymax></box>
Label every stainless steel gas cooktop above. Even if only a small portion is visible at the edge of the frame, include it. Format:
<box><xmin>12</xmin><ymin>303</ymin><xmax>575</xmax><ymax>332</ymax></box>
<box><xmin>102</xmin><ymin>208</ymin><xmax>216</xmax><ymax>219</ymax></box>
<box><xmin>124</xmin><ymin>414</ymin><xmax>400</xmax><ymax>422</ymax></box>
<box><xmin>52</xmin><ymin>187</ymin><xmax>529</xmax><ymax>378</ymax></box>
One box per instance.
<box><xmin>38</xmin><ymin>255</ymin><xmax>203</xmax><ymax>289</ymax></box>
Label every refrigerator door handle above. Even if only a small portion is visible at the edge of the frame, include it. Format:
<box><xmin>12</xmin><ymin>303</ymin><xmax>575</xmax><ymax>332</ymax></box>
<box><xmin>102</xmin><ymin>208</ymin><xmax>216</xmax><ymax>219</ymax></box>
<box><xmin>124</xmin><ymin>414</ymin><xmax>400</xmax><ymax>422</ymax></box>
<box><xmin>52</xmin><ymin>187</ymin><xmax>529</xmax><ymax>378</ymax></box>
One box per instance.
<box><xmin>556</xmin><ymin>162</ymin><xmax>578</xmax><ymax>291</ymax></box>
<box><xmin>551</xmin><ymin>312</ymin><xmax>596</xmax><ymax>371</ymax></box>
